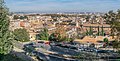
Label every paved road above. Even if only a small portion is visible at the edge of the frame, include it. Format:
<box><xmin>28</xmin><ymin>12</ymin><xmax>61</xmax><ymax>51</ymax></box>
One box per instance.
<box><xmin>49</xmin><ymin>45</ymin><xmax>120</xmax><ymax>61</ymax></box>
<box><xmin>11</xmin><ymin>51</ymin><xmax>34</xmax><ymax>61</ymax></box>
<box><xmin>49</xmin><ymin>45</ymin><xmax>80</xmax><ymax>56</ymax></box>
<box><xmin>24</xmin><ymin>43</ymin><xmax>120</xmax><ymax>61</ymax></box>
<box><xmin>37</xmin><ymin>52</ymin><xmax>79</xmax><ymax>61</ymax></box>
<box><xmin>35</xmin><ymin>47</ymin><xmax>79</xmax><ymax>61</ymax></box>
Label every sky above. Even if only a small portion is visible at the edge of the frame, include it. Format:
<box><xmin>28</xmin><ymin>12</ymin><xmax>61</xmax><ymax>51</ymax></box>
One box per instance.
<box><xmin>5</xmin><ymin>0</ymin><xmax>120</xmax><ymax>12</ymax></box>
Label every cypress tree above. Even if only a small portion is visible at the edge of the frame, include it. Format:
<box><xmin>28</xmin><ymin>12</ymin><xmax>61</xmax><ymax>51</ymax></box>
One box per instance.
<box><xmin>89</xmin><ymin>26</ymin><xmax>93</xmax><ymax>35</ymax></box>
<box><xmin>97</xmin><ymin>26</ymin><xmax>100</xmax><ymax>36</ymax></box>
<box><xmin>0</xmin><ymin>0</ymin><xmax>13</xmax><ymax>57</ymax></box>
<box><xmin>101</xmin><ymin>26</ymin><xmax>104</xmax><ymax>36</ymax></box>
<box><xmin>86</xmin><ymin>29</ymin><xmax>89</xmax><ymax>36</ymax></box>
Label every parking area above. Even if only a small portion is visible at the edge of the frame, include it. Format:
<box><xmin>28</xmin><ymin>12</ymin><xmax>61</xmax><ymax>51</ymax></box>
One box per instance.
<box><xmin>23</xmin><ymin>41</ymin><xmax>120</xmax><ymax>61</ymax></box>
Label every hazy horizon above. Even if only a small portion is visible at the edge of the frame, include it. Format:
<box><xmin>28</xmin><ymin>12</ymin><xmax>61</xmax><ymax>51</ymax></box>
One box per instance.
<box><xmin>6</xmin><ymin>0</ymin><xmax>120</xmax><ymax>12</ymax></box>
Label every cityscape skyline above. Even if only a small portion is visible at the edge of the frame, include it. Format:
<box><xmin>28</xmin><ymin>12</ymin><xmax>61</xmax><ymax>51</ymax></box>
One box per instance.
<box><xmin>6</xmin><ymin>0</ymin><xmax>120</xmax><ymax>12</ymax></box>
<box><xmin>1</xmin><ymin>0</ymin><xmax>120</xmax><ymax>61</ymax></box>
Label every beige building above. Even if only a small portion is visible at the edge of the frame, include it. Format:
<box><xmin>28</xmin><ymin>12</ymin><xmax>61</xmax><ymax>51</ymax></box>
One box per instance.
<box><xmin>74</xmin><ymin>36</ymin><xmax>116</xmax><ymax>48</ymax></box>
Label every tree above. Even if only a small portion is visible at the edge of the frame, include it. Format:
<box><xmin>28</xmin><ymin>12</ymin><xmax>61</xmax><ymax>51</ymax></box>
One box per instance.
<box><xmin>86</xmin><ymin>29</ymin><xmax>89</xmax><ymax>36</ymax></box>
<box><xmin>0</xmin><ymin>0</ymin><xmax>13</xmax><ymax>59</ymax></box>
<box><xmin>104</xmin><ymin>38</ymin><xmax>108</xmax><ymax>43</ymax></box>
<box><xmin>89</xmin><ymin>26</ymin><xmax>93</xmax><ymax>35</ymax></box>
<box><xmin>13</xmin><ymin>15</ymin><xmax>19</xmax><ymax>19</ymax></box>
<box><xmin>13</xmin><ymin>28</ymin><xmax>30</xmax><ymax>42</ymax></box>
<box><xmin>97</xmin><ymin>26</ymin><xmax>100</xmax><ymax>36</ymax></box>
<box><xmin>13</xmin><ymin>15</ymin><xmax>28</xmax><ymax>20</ymax></box>
<box><xmin>49</xmin><ymin>33</ymin><xmax>63</xmax><ymax>42</ymax></box>
<box><xmin>1</xmin><ymin>54</ymin><xmax>25</xmax><ymax>61</ymax></box>
<box><xmin>104</xmin><ymin>10</ymin><xmax>117</xmax><ymax>38</ymax></box>
<box><xmin>49</xmin><ymin>33</ymin><xmax>57</xmax><ymax>41</ymax></box>
<box><xmin>105</xmin><ymin>10</ymin><xmax>120</xmax><ymax>39</ymax></box>
<box><xmin>103</xmin><ymin>38</ymin><xmax>109</xmax><ymax>47</ymax></box>
<box><xmin>104</xmin><ymin>10</ymin><xmax>120</xmax><ymax>52</ymax></box>
<box><xmin>101</xmin><ymin>26</ymin><xmax>104</xmax><ymax>36</ymax></box>
<box><xmin>49</xmin><ymin>33</ymin><xmax>74</xmax><ymax>42</ymax></box>
<box><xmin>113</xmin><ymin>40</ymin><xmax>120</xmax><ymax>52</ymax></box>
<box><xmin>20</xmin><ymin>16</ymin><xmax>28</xmax><ymax>20</ymax></box>
<box><xmin>37</xmin><ymin>28</ymin><xmax>49</xmax><ymax>41</ymax></box>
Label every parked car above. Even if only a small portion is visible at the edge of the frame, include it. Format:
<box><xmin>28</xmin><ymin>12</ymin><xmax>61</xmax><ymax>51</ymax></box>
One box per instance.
<box><xmin>78</xmin><ymin>47</ymin><xmax>85</xmax><ymax>51</ymax></box>
<box><xmin>61</xmin><ymin>45</ymin><xmax>69</xmax><ymax>49</ymax></box>
<box><xmin>96</xmin><ymin>50</ymin><xmax>108</xmax><ymax>53</ymax></box>
<box><xmin>69</xmin><ymin>46</ymin><xmax>78</xmax><ymax>50</ymax></box>
<box><xmin>55</xmin><ymin>43</ymin><xmax>62</xmax><ymax>46</ymax></box>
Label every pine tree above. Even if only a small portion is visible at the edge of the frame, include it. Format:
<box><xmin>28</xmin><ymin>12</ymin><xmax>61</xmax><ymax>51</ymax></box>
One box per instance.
<box><xmin>0</xmin><ymin>0</ymin><xmax>13</xmax><ymax>56</ymax></box>
<box><xmin>13</xmin><ymin>28</ymin><xmax>30</xmax><ymax>42</ymax></box>
<box><xmin>38</xmin><ymin>28</ymin><xmax>49</xmax><ymax>41</ymax></box>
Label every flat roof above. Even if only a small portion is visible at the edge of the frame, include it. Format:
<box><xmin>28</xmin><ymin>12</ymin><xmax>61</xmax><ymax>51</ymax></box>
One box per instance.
<box><xmin>74</xmin><ymin>36</ymin><xmax>116</xmax><ymax>44</ymax></box>
<box><xmin>83</xmin><ymin>24</ymin><xmax>110</xmax><ymax>28</ymax></box>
